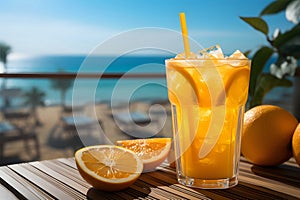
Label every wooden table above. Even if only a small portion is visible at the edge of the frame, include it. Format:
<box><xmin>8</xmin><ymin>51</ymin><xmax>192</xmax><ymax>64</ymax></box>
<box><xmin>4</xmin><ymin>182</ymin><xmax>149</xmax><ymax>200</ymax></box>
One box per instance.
<box><xmin>0</xmin><ymin>157</ymin><xmax>299</xmax><ymax>200</ymax></box>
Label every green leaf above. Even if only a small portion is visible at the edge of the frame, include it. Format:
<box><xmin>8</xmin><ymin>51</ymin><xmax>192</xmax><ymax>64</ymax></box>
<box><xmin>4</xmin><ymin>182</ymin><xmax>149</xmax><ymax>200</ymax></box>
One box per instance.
<box><xmin>240</xmin><ymin>17</ymin><xmax>269</xmax><ymax>35</ymax></box>
<box><xmin>273</xmin><ymin>24</ymin><xmax>300</xmax><ymax>48</ymax></box>
<box><xmin>279</xmin><ymin>43</ymin><xmax>300</xmax><ymax>59</ymax></box>
<box><xmin>260</xmin><ymin>0</ymin><xmax>292</xmax><ymax>16</ymax></box>
<box><xmin>249</xmin><ymin>74</ymin><xmax>293</xmax><ymax>108</ymax></box>
<box><xmin>249</xmin><ymin>46</ymin><xmax>274</xmax><ymax>97</ymax></box>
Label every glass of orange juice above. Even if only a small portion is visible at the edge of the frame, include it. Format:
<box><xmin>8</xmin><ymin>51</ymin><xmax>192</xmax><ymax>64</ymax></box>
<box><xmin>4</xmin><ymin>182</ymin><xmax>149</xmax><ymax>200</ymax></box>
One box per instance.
<box><xmin>165</xmin><ymin>46</ymin><xmax>251</xmax><ymax>189</ymax></box>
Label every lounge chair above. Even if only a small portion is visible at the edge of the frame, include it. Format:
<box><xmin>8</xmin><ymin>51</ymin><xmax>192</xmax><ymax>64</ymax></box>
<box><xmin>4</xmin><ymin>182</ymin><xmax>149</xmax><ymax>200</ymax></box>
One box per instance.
<box><xmin>60</xmin><ymin>104</ymin><xmax>98</xmax><ymax>136</ymax></box>
<box><xmin>114</xmin><ymin>112</ymin><xmax>151</xmax><ymax>125</ymax></box>
<box><xmin>0</xmin><ymin>88</ymin><xmax>33</xmax><ymax>125</ymax></box>
<box><xmin>61</xmin><ymin>105</ymin><xmax>85</xmax><ymax>116</ymax></box>
<box><xmin>113</xmin><ymin>111</ymin><xmax>160</xmax><ymax>138</ymax></box>
<box><xmin>3</xmin><ymin>108</ymin><xmax>32</xmax><ymax>125</ymax></box>
<box><xmin>0</xmin><ymin>121</ymin><xmax>40</xmax><ymax>162</ymax></box>
<box><xmin>62</xmin><ymin>115</ymin><xmax>97</xmax><ymax>132</ymax></box>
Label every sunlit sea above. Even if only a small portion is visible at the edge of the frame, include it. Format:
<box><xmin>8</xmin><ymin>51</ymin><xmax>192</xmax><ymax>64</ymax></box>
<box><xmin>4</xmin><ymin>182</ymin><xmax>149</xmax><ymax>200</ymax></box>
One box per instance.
<box><xmin>2</xmin><ymin>55</ymin><xmax>292</xmax><ymax>107</ymax></box>
<box><xmin>4</xmin><ymin>55</ymin><xmax>172</xmax><ymax>106</ymax></box>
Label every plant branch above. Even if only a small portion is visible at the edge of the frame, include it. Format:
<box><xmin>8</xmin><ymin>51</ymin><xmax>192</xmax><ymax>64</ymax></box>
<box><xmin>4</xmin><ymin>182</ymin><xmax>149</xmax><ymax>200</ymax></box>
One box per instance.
<box><xmin>295</xmin><ymin>67</ymin><xmax>300</xmax><ymax>76</ymax></box>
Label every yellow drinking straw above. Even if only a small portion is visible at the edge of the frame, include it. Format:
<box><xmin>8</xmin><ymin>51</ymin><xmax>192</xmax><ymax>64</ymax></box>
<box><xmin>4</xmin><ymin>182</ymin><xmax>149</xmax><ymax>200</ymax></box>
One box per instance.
<box><xmin>179</xmin><ymin>12</ymin><xmax>191</xmax><ymax>58</ymax></box>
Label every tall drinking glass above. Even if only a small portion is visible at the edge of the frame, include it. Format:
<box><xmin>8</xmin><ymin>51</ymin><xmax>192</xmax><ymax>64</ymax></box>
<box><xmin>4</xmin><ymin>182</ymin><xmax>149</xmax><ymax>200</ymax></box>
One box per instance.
<box><xmin>165</xmin><ymin>57</ymin><xmax>251</xmax><ymax>189</ymax></box>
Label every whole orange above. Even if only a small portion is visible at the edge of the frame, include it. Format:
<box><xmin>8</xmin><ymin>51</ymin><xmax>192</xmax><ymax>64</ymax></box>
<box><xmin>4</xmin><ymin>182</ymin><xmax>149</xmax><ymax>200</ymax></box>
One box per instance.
<box><xmin>292</xmin><ymin>123</ymin><xmax>300</xmax><ymax>167</ymax></box>
<box><xmin>242</xmin><ymin>105</ymin><xmax>298</xmax><ymax>166</ymax></box>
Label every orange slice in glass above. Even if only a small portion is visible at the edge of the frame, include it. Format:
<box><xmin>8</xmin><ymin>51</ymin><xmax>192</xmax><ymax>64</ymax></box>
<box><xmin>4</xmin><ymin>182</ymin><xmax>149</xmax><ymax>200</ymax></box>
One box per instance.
<box><xmin>167</xmin><ymin>61</ymin><xmax>211</xmax><ymax>106</ymax></box>
<box><xmin>116</xmin><ymin>138</ymin><xmax>172</xmax><ymax>172</ymax></box>
<box><xmin>224</xmin><ymin>66</ymin><xmax>250</xmax><ymax>105</ymax></box>
<box><xmin>75</xmin><ymin>145</ymin><xmax>143</xmax><ymax>191</ymax></box>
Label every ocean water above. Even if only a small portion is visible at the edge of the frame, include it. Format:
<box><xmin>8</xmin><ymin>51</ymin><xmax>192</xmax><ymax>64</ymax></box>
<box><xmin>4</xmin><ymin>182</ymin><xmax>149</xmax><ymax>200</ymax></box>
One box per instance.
<box><xmin>2</xmin><ymin>55</ymin><xmax>293</xmax><ymax>107</ymax></box>
<box><xmin>3</xmin><ymin>55</ymin><xmax>172</xmax><ymax>106</ymax></box>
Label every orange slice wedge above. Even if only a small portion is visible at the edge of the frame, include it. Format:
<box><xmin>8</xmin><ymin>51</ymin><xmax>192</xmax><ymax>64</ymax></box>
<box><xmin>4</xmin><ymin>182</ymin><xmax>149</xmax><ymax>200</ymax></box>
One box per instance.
<box><xmin>75</xmin><ymin>145</ymin><xmax>143</xmax><ymax>191</ymax></box>
<box><xmin>224</xmin><ymin>66</ymin><xmax>250</xmax><ymax>105</ymax></box>
<box><xmin>116</xmin><ymin>138</ymin><xmax>172</xmax><ymax>172</ymax></box>
<box><xmin>166</xmin><ymin>61</ymin><xmax>211</xmax><ymax>106</ymax></box>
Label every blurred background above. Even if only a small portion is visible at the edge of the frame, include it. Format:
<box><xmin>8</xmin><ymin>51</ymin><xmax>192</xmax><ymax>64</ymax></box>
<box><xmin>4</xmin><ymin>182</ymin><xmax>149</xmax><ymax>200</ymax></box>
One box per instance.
<box><xmin>0</xmin><ymin>0</ymin><xmax>299</xmax><ymax>165</ymax></box>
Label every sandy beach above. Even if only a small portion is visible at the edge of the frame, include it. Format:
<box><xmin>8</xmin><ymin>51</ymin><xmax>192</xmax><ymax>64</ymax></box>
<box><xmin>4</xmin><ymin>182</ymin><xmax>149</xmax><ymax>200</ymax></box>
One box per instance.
<box><xmin>1</xmin><ymin>86</ymin><xmax>296</xmax><ymax>166</ymax></box>
<box><xmin>0</xmin><ymin>100</ymin><xmax>173</xmax><ymax>165</ymax></box>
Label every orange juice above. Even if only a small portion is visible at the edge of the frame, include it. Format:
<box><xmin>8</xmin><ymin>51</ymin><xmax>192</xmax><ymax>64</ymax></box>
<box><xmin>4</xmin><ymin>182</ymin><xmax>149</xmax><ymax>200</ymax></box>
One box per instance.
<box><xmin>166</xmin><ymin>57</ymin><xmax>250</xmax><ymax>188</ymax></box>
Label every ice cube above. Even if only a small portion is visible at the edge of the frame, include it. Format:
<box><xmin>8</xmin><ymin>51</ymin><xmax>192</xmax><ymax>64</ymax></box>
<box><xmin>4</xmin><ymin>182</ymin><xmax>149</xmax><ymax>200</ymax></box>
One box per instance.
<box><xmin>227</xmin><ymin>50</ymin><xmax>249</xmax><ymax>66</ymax></box>
<box><xmin>198</xmin><ymin>44</ymin><xmax>224</xmax><ymax>59</ymax></box>
<box><xmin>175</xmin><ymin>52</ymin><xmax>198</xmax><ymax>59</ymax></box>
<box><xmin>228</xmin><ymin>50</ymin><xmax>247</xmax><ymax>59</ymax></box>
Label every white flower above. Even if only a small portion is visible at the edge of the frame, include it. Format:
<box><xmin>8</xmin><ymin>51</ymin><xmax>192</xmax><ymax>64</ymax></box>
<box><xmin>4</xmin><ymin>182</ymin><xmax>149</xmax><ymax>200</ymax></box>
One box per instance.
<box><xmin>270</xmin><ymin>63</ymin><xmax>283</xmax><ymax>79</ymax></box>
<box><xmin>286</xmin><ymin>0</ymin><xmax>300</xmax><ymax>24</ymax></box>
<box><xmin>270</xmin><ymin>63</ymin><xmax>277</xmax><ymax>75</ymax></box>
<box><xmin>280</xmin><ymin>61</ymin><xmax>290</xmax><ymax>75</ymax></box>
<box><xmin>272</xmin><ymin>28</ymin><xmax>280</xmax><ymax>39</ymax></box>
<box><xmin>270</xmin><ymin>56</ymin><xmax>298</xmax><ymax>79</ymax></box>
<box><xmin>286</xmin><ymin>56</ymin><xmax>298</xmax><ymax>76</ymax></box>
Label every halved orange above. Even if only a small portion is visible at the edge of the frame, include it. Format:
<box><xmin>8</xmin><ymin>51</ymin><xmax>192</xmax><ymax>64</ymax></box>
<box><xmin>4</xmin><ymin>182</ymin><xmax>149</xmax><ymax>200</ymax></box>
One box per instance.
<box><xmin>116</xmin><ymin>138</ymin><xmax>172</xmax><ymax>172</ymax></box>
<box><xmin>75</xmin><ymin>145</ymin><xmax>143</xmax><ymax>191</ymax></box>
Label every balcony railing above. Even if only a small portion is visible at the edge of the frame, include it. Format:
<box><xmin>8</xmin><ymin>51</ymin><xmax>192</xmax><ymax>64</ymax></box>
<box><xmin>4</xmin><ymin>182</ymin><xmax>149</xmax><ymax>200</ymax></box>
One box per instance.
<box><xmin>0</xmin><ymin>72</ymin><xmax>171</xmax><ymax>166</ymax></box>
<box><xmin>0</xmin><ymin>72</ymin><xmax>166</xmax><ymax>79</ymax></box>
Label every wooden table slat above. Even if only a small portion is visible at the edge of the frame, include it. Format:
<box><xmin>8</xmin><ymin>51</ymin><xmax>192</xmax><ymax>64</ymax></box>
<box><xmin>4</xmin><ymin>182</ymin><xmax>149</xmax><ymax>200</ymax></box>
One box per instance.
<box><xmin>30</xmin><ymin>161</ymin><xmax>89</xmax><ymax>195</ymax></box>
<box><xmin>158</xmin><ymin>185</ymin><xmax>207</xmax><ymax>200</ymax></box>
<box><xmin>129</xmin><ymin>183</ymin><xmax>170</xmax><ymax>200</ymax></box>
<box><xmin>239</xmin><ymin>162</ymin><xmax>300</xmax><ymax>199</ymax></box>
<box><xmin>0</xmin><ymin>166</ymin><xmax>52</xmax><ymax>200</ymax></box>
<box><xmin>8</xmin><ymin>164</ymin><xmax>78</xmax><ymax>200</ymax></box>
<box><xmin>138</xmin><ymin>173</ymin><xmax>199</xmax><ymax>199</ymax></box>
<box><xmin>239</xmin><ymin>159</ymin><xmax>300</xmax><ymax>185</ymax></box>
<box><xmin>25</xmin><ymin>163</ymin><xmax>87</xmax><ymax>200</ymax></box>
<box><xmin>238</xmin><ymin>171</ymin><xmax>300</xmax><ymax>199</ymax></box>
<box><xmin>170</xmin><ymin>184</ymin><xmax>224</xmax><ymax>200</ymax></box>
<box><xmin>0</xmin><ymin>183</ymin><xmax>19</xmax><ymax>200</ymax></box>
<box><xmin>57</xmin><ymin>157</ymin><xmax>77</xmax><ymax>169</ymax></box>
<box><xmin>0</xmin><ymin>158</ymin><xmax>299</xmax><ymax>200</ymax></box>
<box><xmin>43</xmin><ymin>160</ymin><xmax>91</xmax><ymax>187</ymax></box>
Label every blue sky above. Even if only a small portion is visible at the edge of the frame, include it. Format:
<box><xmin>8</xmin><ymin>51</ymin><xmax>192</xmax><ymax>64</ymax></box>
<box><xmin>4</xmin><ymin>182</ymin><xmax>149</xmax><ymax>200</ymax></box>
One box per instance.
<box><xmin>0</xmin><ymin>0</ymin><xmax>294</xmax><ymax>57</ymax></box>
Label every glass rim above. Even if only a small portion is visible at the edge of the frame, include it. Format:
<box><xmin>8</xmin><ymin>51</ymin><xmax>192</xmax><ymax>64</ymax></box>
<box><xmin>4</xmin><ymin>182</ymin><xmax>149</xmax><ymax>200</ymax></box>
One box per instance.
<box><xmin>165</xmin><ymin>58</ymin><xmax>251</xmax><ymax>62</ymax></box>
